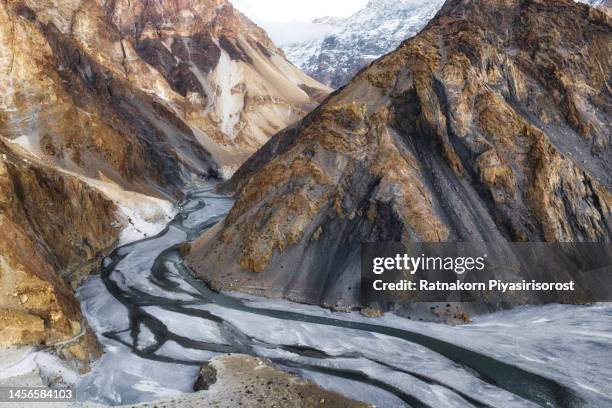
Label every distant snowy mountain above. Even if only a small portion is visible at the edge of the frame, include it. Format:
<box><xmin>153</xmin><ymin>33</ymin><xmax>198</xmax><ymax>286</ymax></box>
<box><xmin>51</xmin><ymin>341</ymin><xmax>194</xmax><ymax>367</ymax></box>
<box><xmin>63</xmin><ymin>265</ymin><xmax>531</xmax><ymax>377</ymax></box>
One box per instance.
<box><xmin>576</xmin><ymin>0</ymin><xmax>611</xmax><ymax>6</ymax></box>
<box><xmin>282</xmin><ymin>0</ymin><xmax>444</xmax><ymax>88</ymax></box>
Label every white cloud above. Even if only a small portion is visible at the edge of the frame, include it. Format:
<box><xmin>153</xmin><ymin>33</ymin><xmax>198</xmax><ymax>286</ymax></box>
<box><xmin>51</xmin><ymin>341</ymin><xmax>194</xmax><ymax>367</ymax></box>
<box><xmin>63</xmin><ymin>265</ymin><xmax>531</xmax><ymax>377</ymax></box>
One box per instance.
<box><xmin>232</xmin><ymin>0</ymin><xmax>368</xmax><ymax>23</ymax></box>
<box><xmin>232</xmin><ymin>0</ymin><xmax>369</xmax><ymax>45</ymax></box>
<box><xmin>256</xmin><ymin>21</ymin><xmax>336</xmax><ymax>45</ymax></box>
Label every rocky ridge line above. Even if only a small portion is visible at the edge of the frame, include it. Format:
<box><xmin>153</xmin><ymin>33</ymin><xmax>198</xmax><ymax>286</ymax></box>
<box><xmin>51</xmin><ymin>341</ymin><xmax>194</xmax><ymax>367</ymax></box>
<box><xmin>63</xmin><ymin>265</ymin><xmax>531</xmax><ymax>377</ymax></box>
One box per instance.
<box><xmin>188</xmin><ymin>0</ymin><xmax>611</xmax><ymax>318</ymax></box>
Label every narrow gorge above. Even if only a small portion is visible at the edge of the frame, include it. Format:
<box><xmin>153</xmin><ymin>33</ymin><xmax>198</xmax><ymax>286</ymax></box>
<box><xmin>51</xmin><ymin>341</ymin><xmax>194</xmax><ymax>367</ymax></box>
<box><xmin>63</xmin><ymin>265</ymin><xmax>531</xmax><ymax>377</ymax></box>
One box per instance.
<box><xmin>0</xmin><ymin>0</ymin><xmax>610</xmax><ymax>407</ymax></box>
<box><xmin>0</xmin><ymin>0</ymin><xmax>327</xmax><ymax>362</ymax></box>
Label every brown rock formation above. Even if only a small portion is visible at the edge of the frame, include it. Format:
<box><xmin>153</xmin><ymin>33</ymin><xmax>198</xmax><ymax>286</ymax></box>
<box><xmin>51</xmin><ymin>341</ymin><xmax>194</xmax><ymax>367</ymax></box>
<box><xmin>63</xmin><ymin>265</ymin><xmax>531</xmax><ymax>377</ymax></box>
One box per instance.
<box><xmin>192</xmin><ymin>354</ymin><xmax>372</xmax><ymax>408</ymax></box>
<box><xmin>1</xmin><ymin>0</ymin><xmax>329</xmax><ymax>183</ymax></box>
<box><xmin>0</xmin><ymin>140</ymin><xmax>117</xmax><ymax>360</ymax></box>
<box><xmin>0</xmin><ymin>0</ymin><xmax>327</xmax><ymax>352</ymax></box>
<box><xmin>107</xmin><ymin>0</ymin><xmax>330</xmax><ymax>175</ymax></box>
<box><xmin>187</xmin><ymin>0</ymin><xmax>611</xmax><ymax>311</ymax></box>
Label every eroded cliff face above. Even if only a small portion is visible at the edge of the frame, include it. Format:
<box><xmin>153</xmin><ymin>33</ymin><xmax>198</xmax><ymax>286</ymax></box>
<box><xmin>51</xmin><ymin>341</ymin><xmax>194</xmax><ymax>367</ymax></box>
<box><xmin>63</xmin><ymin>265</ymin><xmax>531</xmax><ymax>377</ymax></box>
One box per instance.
<box><xmin>0</xmin><ymin>0</ymin><xmax>194</xmax><ymax>354</ymax></box>
<box><xmin>0</xmin><ymin>1</ymin><xmax>215</xmax><ymax>195</ymax></box>
<box><xmin>0</xmin><ymin>0</ymin><xmax>326</xmax><ymax>353</ymax></box>
<box><xmin>102</xmin><ymin>0</ymin><xmax>330</xmax><ymax>175</ymax></box>
<box><xmin>187</xmin><ymin>0</ymin><xmax>611</xmax><ymax>312</ymax></box>
<box><xmin>0</xmin><ymin>140</ymin><xmax>117</xmax><ymax>361</ymax></box>
<box><xmin>1</xmin><ymin>0</ymin><xmax>329</xmax><ymax>181</ymax></box>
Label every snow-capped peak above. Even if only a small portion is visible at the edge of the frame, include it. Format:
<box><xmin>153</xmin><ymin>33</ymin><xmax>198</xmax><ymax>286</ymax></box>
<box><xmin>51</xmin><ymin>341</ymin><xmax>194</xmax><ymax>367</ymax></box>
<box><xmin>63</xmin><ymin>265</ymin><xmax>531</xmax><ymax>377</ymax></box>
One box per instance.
<box><xmin>282</xmin><ymin>0</ymin><xmax>444</xmax><ymax>88</ymax></box>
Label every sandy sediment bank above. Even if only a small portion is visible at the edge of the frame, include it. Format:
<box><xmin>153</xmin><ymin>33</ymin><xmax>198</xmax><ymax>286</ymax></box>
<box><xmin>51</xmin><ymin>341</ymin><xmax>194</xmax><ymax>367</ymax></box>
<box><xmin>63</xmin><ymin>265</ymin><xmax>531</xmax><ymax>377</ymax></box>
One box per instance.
<box><xmin>0</xmin><ymin>350</ymin><xmax>370</xmax><ymax>408</ymax></box>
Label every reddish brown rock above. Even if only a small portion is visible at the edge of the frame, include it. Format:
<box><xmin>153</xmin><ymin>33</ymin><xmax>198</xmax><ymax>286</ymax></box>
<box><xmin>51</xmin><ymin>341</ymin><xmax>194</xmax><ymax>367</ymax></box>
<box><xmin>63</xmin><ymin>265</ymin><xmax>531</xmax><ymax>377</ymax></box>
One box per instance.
<box><xmin>187</xmin><ymin>0</ymin><xmax>611</xmax><ymax>312</ymax></box>
<box><xmin>0</xmin><ymin>0</ymin><xmax>328</xmax><ymax>352</ymax></box>
<box><xmin>0</xmin><ymin>140</ymin><xmax>118</xmax><ymax>358</ymax></box>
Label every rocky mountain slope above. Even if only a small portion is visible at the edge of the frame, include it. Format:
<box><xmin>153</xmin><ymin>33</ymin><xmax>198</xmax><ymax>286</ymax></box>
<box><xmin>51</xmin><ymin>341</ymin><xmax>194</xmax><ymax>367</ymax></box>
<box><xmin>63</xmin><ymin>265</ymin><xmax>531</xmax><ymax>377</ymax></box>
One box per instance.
<box><xmin>109</xmin><ymin>0</ymin><xmax>330</xmax><ymax>175</ymax></box>
<box><xmin>283</xmin><ymin>0</ymin><xmax>444</xmax><ymax>88</ymax></box>
<box><xmin>283</xmin><ymin>0</ymin><xmax>609</xmax><ymax>89</ymax></box>
<box><xmin>0</xmin><ymin>0</ymin><xmax>327</xmax><ymax>355</ymax></box>
<box><xmin>0</xmin><ymin>140</ymin><xmax>113</xmax><ymax>359</ymax></box>
<box><xmin>187</xmin><ymin>0</ymin><xmax>611</xmax><ymax>314</ymax></box>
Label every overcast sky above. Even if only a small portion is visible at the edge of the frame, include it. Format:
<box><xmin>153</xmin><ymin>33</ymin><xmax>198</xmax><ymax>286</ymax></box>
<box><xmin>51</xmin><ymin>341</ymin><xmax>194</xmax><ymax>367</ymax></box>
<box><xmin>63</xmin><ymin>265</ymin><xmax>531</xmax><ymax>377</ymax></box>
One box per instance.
<box><xmin>232</xmin><ymin>0</ymin><xmax>370</xmax><ymax>45</ymax></box>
